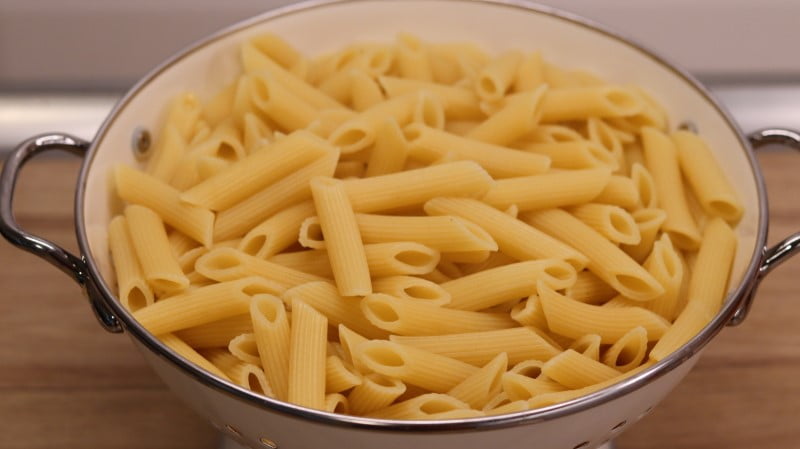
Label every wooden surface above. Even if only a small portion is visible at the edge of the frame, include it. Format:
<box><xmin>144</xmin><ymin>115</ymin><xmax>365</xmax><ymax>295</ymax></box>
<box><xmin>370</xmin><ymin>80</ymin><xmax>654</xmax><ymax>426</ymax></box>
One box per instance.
<box><xmin>1</xmin><ymin>153</ymin><xmax>798</xmax><ymax>449</ymax></box>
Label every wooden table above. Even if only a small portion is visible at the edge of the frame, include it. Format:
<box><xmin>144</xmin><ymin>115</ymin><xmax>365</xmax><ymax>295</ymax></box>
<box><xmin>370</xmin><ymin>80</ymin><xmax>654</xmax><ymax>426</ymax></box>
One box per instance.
<box><xmin>1</xmin><ymin>153</ymin><xmax>798</xmax><ymax>449</ymax></box>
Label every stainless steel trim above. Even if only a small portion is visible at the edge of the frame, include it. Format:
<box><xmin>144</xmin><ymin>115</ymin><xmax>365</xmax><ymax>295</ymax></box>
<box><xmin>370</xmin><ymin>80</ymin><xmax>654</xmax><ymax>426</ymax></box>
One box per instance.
<box><xmin>728</xmin><ymin>128</ymin><xmax>800</xmax><ymax>325</ymax></box>
<box><xmin>71</xmin><ymin>0</ymin><xmax>773</xmax><ymax>432</ymax></box>
<box><xmin>0</xmin><ymin>133</ymin><xmax>123</xmax><ymax>333</ymax></box>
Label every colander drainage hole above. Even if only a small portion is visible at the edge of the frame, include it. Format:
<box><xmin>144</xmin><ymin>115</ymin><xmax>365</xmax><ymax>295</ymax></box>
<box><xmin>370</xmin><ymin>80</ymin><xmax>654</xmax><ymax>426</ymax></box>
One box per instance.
<box><xmin>611</xmin><ymin>420</ymin><xmax>627</xmax><ymax>433</ymax></box>
<box><xmin>572</xmin><ymin>442</ymin><xmax>590</xmax><ymax>449</ymax></box>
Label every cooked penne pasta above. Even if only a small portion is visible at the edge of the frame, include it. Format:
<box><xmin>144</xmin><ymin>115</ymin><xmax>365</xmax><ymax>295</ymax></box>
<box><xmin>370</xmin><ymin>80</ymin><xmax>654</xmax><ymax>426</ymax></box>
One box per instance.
<box><xmin>378</xmin><ymin>76</ymin><xmax>483</xmax><ymax>120</ymax></box>
<box><xmin>539</xmin><ymin>86</ymin><xmax>642</xmax><ymax>122</ymax></box>
<box><xmin>518</xmin><ymin>140</ymin><xmax>617</xmax><ymax>170</ymax></box>
<box><xmin>447</xmin><ymin>353</ymin><xmax>508</xmax><ymax>409</ymax></box>
<box><xmin>642</xmin><ymin>234</ymin><xmax>684</xmax><ymax>321</ymax></box>
<box><xmin>288</xmin><ymin>299</ymin><xmax>328</xmax><ymax>410</ymax></box>
<box><xmin>602</xmin><ymin>326</ymin><xmax>648</xmax><ymax>372</ymax></box>
<box><xmin>355</xmin><ymin>213</ymin><xmax>498</xmax><ymax>252</ymax></box>
<box><xmin>348</xmin><ymin>373</ymin><xmax>407</xmax><ymax>415</ymax></box>
<box><xmin>593</xmin><ymin>175</ymin><xmax>639</xmax><ymax>210</ymax></box>
<box><xmin>269</xmin><ymin>250</ymin><xmax>334</xmax><ymax>279</ymax></box>
<box><xmin>124</xmin><ymin>205</ymin><xmax>189</xmax><ymax>294</ymax></box>
<box><xmin>466</xmin><ymin>86</ymin><xmax>546</xmax><ymax>146</ymax></box>
<box><xmin>390</xmin><ymin>327</ymin><xmax>560</xmax><ymax>366</ymax></box>
<box><xmin>108</xmin><ymin>216</ymin><xmax>154</xmax><ymax>312</ymax></box>
<box><xmin>371</xmin><ymin>275</ymin><xmax>451</xmax><ymax>306</ymax></box>
<box><xmin>564</xmin><ymin>271</ymin><xmax>617</xmax><ymax>305</ymax></box>
<box><xmin>523</xmin><ymin>208</ymin><xmax>663</xmax><ymax>301</ymax></box>
<box><xmin>569</xmin><ymin>203</ymin><xmax>641</xmax><ymax>245</ymax></box>
<box><xmin>481</xmin><ymin>168</ymin><xmax>612</xmax><ymax>211</ymax></box>
<box><xmin>310</xmin><ymin>177</ymin><xmax>372</xmax><ymax>296</ymax></box>
<box><xmin>362</xmin><ymin>294</ymin><xmax>517</xmax><ymax>336</ymax></box>
<box><xmin>368</xmin><ymin>393</ymin><xmax>480</xmax><ymax>419</ymax></box>
<box><xmin>542</xmin><ymin>349</ymin><xmax>621</xmax><ymax>389</ymax></box>
<box><xmin>161</xmin><ymin>333</ymin><xmax>230</xmax><ymax>381</ymax></box>
<box><xmin>620</xmin><ymin>208</ymin><xmax>667</xmax><ymax>263</ymax></box>
<box><xmin>424</xmin><ymin>197</ymin><xmax>587</xmax><ymax>270</ymax></box>
<box><xmin>501</xmin><ymin>372</ymin><xmax>565</xmax><ymax>401</ymax></box>
<box><xmin>239</xmin><ymin>201</ymin><xmax>316</xmax><ymax>259</ymax></box>
<box><xmin>176</xmin><ymin>314</ymin><xmax>253</xmax><ymax>349</ymax></box>
<box><xmin>250</xmin><ymin>294</ymin><xmax>291</xmax><ymax>400</ymax></box>
<box><xmin>326</xmin><ymin>355</ymin><xmax>362</xmax><ymax>393</ymax></box>
<box><xmin>509</xmin><ymin>295</ymin><xmax>548</xmax><ymax>330</ymax></box>
<box><xmin>365</xmin><ymin>118</ymin><xmax>409</xmax><ymax>177</ymax></box>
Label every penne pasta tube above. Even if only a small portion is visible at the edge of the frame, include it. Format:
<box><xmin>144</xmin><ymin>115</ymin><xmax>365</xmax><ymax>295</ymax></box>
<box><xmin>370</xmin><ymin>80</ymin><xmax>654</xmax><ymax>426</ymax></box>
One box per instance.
<box><xmin>351</xmin><ymin>70</ymin><xmax>385</xmax><ymax>111</ymax></box>
<box><xmin>509</xmin><ymin>359</ymin><xmax>547</xmax><ymax>379</ymax></box>
<box><xmin>539</xmin><ymin>86</ymin><xmax>643</xmax><ymax>122</ymax></box>
<box><xmin>283</xmin><ymin>281</ymin><xmax>388</xmax><ymax>339</ymax></box>
<box><xmin>537</xmin><ymin>282</ymin><xmax>669</xmax><ymax>343</ymax></box>
<box><xmin>250</xmin><ymin>294</ymin><xmax>291</xmax><ymax>400</ymax></box>
<box><xmin>404</xmin><ymin>124</ymin><xmax>550</xmax><ymax>177</ymax></box>
<box><xmin>195</xmin><ymin>248</ymin><xmax>325</xmax><ymax>287</ymax></box>
<box><xmin>602</xmin><ymin>326</ymin><xmax>648</xmax><ymax>372</ymax></box>
<box><xmin>182</xmin><ymin>130</ymin><xmax>337</xmax><ymax>211</ymax></box>
<box><xmin>287</xmin><ymin>299</ymin><xmax>328</xmax><ymax>410</ymax></box>
<box><xmin>365</xmin><ymin>118</ymin><xmax>409</xmax><ymax>177</ymax></box>
<box><xmin>442</xmin><ymin>260</ymin><xmax>576</xmax><ymax>311</ymax></box>
<box><xmin>269</xmin><ymin>250</ymin><xmax>333</xmax><ymax>279</ymax></box>
<box><xmin>242</xmin><ymin>113</ymin><xmax>273</xmax><ymax>152</ymax></box>
<box><xmin>592</xmin><ymin>175</ymin><xmax>639</xmax><ymax>210</ymax></box>
<box><xmin>630</xmin><ymin>163</ymin><xmax>658</xmax><ymax>209</ymax></box>
<box><xmin>569</xmin><ymin>203</ymin><xmax>641</xmax><ymax>245</ymax></box>
<box><xmin>343</xmin><ymin>161</ymin><xmax>494</xmax><ymax>213</ymax></box>
<box><xmin>175</xmin><ymin>314</ymin><xmax>253</xmax><ymax>349</ymax></box>
<box><xmin>355</xmin><ymin>213</ymin><xmax>498</xmax><ymax>252</ymax></box>
<box><xmin>518</xmin><ymin>140</ymin><xmax>617</xmax><ymax>170</ymax></box>
<box><xmin>523</xmin><ymin>208</ymin><xmax>664</xmax><ymax>301</ymax></box>
<box><xmin>620</xmin><ymin>208</ymin><xmax>667</xmax><ymax>263</ymax></box>
<box><xmin>569</xmin><ymin>334</ymin><xmax>603</xmax><ymax>361</ymax></box>
<box><xmin>390</xmin><ymin>327</ymin><xmax>561</xmax><ymax>366</ymax></box>
<box><xmin>239</xmin><ymin>201</ymin><xmax>316</xmax><ymax>258</ymax></box>
<box><xmin>501</xmin><ymin>372</ymin><xmax>565</xmax><ymax>401</ymax></box>
<box><xmin>108</xmin><ymin>216</ymin><xmax>154</xmax><ymax>312</ymax></box>
<box><xmin>133</xmin><ymin>277</ymin><xmax>283</xmax><ymax>335</ymax></box>
<box><xmin>412</xmin><ymin>92</ymin><xmax>445</xmax><ymax>129</ymax></box>
<box><xmin>466</xmin><ymin>86</ymin><xmax>546</xmax><ymax>146</ymax></box>
<box><xmin>642</xmin><ymin>127</ymin><xmax>701</xmax><ymax>250</ymax></box>
<box><xmin>371</xmin><ymin>276</ymin><xmax>451</xmax><ymax>306</ymax></box>
<box><xmin>672</xmin><ymin>130</ymin><xmax>743</xmax><ymax>222</ymax></box>
<box><xmin>348</xmin><ymin>373</ymin><xmax>407</xmax><ymax>415</ymax></box>
<box><xmin>512</xmin><ymin>51</ymin><xmax>545</xmax><ymax>92</ymax></box>
<box><xmin>395</xmin><ymin>33</ymin><xmax>433</xmax><ymax>81</ymax></box>
<box><xmin>310</xmin><ymin>177</ymin><xmax>372</xmax><ymax>296</ymax></box>
<box><xmin>160</xmin><ymin>333</ymin><xmax>230</xmax><ymax>381</ymax></box>
<box><xmin>542</xmin><ymin>349</ymin><xmax>621</xmax><ymax>389</ymax></box>
<box><xmin>337</xmin><ymin>324</ymin><xmax>370</xmax><ymax>372</ymax></box>
<box><xmin>326</xmin><ymin>355</ymin><xmax>363</xmax><ymax>394</ymax></box>
<box><xmin>564</xmin><ymin>271</ymin><xmax>617</xmax><ymax>305</ymax></box>
<box><xmin>509</xmin><ymin>295</ymin><xmax>548</xmax><ymax>330</ymax></box>
<box><xmin>642</xmin><ymin>234</ymin><xmax>684</xmax><ymax>321</ymax></box>
<box><xmin>249</xmin><ymin>73</ymin><xmax>318</xmax><ymax>130</ymax></box>
<box><xmin>334</xmin><ymin>160</ymin><xmax>366</xmax><ymax>179</ymax></box>
<box><xmin>367</xmin><ymin>393</ymin><xmax>477</xmax><ymax>419</ymax></box>
<box><xmin>205</xmin><ymin>350</ymin><xmax>274</xmax><ymax>398</ymax></box>
<box><xmin>167</xmin><ymin>231</ymin><xmax>198</xmax><ymax>258</ymax></box>
<box><xmin>307</xmin><ymin>109</ymin><xmax>358</xmax><ymax>139</ymax></box>
<box><xmin>476</xmin><ymin>51</ymin><xmax>522</xmax><ymax>102</ymax></box>
<box><xmin>362</xmin><ymin>294</ymin><xmax>517</xmax><ymax>336</ymax></box>
<box><xmin>325</xmin><ymin>393</ymin><xmax>350</xmax><ymax>414</ymax></box>
<box><xmin>328</xmin><ymin>93</ymin><xmax>418</xmax><ymax>154</ymax></box>
<box><xmin>115</xmin><ymin>165</ymin><xmax>214</xmax><ymax>247</ymax></box>
<box><xmin>482</xmin><ymin>168</ymin><xmax>612</xmax><ymax>211</ymax></box>
<box><xmin>447</xmin><ymin>353</ymin><xmax>508</xmax><ymax>409</ymax></box>
<box><xmin>424</xmin><ymin>197</ymin><xmax>588</xmax><ymax>270</ymax></box>
<box><xmin>354</xmin><ymin>340</ymin><xmax>478</xmax><ymax>393</ymax></box>
<box><xmin>124</xmin><ymin>205</ymin><xmax>189</xmax><ymax>293</ymax></box>
<box><xmin>146</xmin><ymin>124</ymin><xmax>188</xmax><ymax>182</ymax></box>
<box><xmin>650</xmin><ymin>218</ymin><xmax>737</xmax><ymax>361</ymax></box>
<box><xmin>378</xmin><ymin>76</ymin><xmax>484</xmax><ymax>120</ymax></box>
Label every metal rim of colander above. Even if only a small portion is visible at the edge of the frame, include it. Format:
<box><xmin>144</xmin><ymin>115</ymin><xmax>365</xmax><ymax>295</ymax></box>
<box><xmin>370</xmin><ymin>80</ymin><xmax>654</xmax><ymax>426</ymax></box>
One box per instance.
<box><xmin>75</xmin><ymin>0</ymin><xmax>768</xmax><ymax>432</ymax></box>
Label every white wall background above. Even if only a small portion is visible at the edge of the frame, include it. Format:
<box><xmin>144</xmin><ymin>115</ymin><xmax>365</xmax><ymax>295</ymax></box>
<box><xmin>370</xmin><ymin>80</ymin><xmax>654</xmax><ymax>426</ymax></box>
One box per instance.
<box><xmin>1</xmin><ymin>0</ymin><xmax>799</xmax><ymax>89</ymax></box>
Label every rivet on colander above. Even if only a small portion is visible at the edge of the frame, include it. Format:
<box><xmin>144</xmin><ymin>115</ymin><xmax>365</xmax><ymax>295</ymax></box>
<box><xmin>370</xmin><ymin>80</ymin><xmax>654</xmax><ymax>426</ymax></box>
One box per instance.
<box><xmin>611</xmin><ymin>420</ymin><xmax>627</xmax><ymax>433</ymax></box>
<box><xmin>224</xmin><ymin>424</ymin><xmax>242</xmax><ymax>438</ymax></box>
<box><xmin>259</xmin><ymin>437</ymin><xmax>278</xmax><ymax>448</ymax></box>
<box><xmin>131</xmin><ymin>126</ymin><xmax>152</xmax><ymax>160</ymax></box>
<box><xmin>678</xmin><ymin>120</ymin><xmax>698</xmax><ymax>133</ymax></box>
<box><xmin>572</xmin><ymin>442</ymin><xmax>590</xmax><ymax>449</ymax></box>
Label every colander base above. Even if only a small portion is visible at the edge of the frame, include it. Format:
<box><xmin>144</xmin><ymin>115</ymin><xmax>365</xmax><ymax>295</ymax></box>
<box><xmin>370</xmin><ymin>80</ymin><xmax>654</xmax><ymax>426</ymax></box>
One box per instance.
<box><xmin>217</xmin><ymin>436</ymin><xmax>617</xmax><ymax>449</ymax></box>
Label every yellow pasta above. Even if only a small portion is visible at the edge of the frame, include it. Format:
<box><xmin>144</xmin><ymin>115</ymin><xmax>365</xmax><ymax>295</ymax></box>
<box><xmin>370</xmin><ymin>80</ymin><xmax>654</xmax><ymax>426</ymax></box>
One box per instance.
<box><xmin>288</xmin><ymin>299</ymin><xmax>328</xmax><ymax>410</ymax></box>
<box><xmin>108</xmin><ymin>216</ymin><xmax>154</xmax><ymax>312</ymax></box>
<box><xmin>593</xmin><ymin>175</ymin><xmax>640</xmax><ymax>210</ymax></box>
<box><xmin>115</xmin><ymin>165</ymin><xmax>214</xmax><ymax>247</ymax></box>
<box><xmin>239</xmin><ymin>201</ymin><xmax>315</xmax><ymax>259</ymax></box>
<box><xmin>326</xmin><ymin>355</ymin><xmax>362</xmax><ymax>394</ymax></box>
<box><xmin>620</xmin><ymin>208</ymin><xmax>667</xmax><ymax>263</ymax></box>
<box><xmin>447</xmin><ymin>353</ymin><xmax>508</xmax><ymax>409</ymax></box>
<box><xmin>343</xmin><ymin>161</ymin><xmax>493</xmax><ymax>213</ymax></box>
<box><xmin>630</xmin><ymin>163</ymin><xmax>658</xmax><ymax>209</ymax></box>
<box><xmin>442</xmin><ymin>260</ymin><xmax>575</xmax><ymax>311</ymax></box>
<box><xmin>477</xmin><ymin>51</ymin><xmax>522</xmax><ymax>101</ymax></box>
<box><xmin>466</xmin><ymin>86</ymin><xmax>546</xmax><ymax>146</ymax></box>
<box><xmin>348</xmin><ymin>373</ymin><xmax>407</xmax><ymax>415</ymax></box>
<box><xmin>518</xmin><ymin>140</ymin><xmax>617</xmax><ymax>170</ymax></box>
<box><xmin>542</xmin><ymin>349</ymin><xmax>621</xmax><ymax>389</ymax></box>
<box><xmin>537</xmin><ymin>282</ymin><xmax>669</xmax><ymax>343</ymax></box>
<box><xmin>378</xmin><ymin>76</ymin><xmax>483</xmax><ymax>120</ymax></box>
<box><xmin>371</xmin><ymin>275</ymin><xmax>451</xmax><ymax>306</ymax></box>
<box><xmin>564</xmin><ymin>271</ymin><xmax>617</xmax><ymax>305</ymax></box>
<box><xmin>569</xmin><ymin>203</ymin><xmax>641</xmax><ymax>245</ymax></box>
<box><xmin>365</xmin><ymin>118</ymin><xmax>409</xmax><ymax>177</ymax></box>
<box><xmin>390</xmin><ymin>327</ymin><xmax>560</xmax><ymax>366</ymax></box>
<box><xmin>145</xmin><ymin>124</ymin><xmax>187</xmax><ymax>182</ymax></box>
<box><xmin>368</xmin><ymin>393</ymin><xmax>480</xmax><ymax>419</ymax></box>
<box><xmin>310</xmin><ymin>177</ymin><xmax>372</xmax><ymax>296</ymax></box>
<box><xmin>355</xmin><ymin>213</ymin><xmax>497</xmax><ymax>253</ymax></box>
<box><xmin>354</xmin><ymin>340</ymin><xmax>478</xmax><ymax>393</ymax></box>
<box><xmin>602</xmin><ymin>326</ymin><xmax>648</xmax><ymax>372</ymax></box>
<box><xmin>195</xmin><ymin>248</ymin><xmax>325</xmax><ymax>287</ymax></box>
<box><xmin>512</xmin><ymin>51</ymin><xmax>545</xmax><ymax>92</ymax></box>
<box><xmin>424</xmin><ymin>197</ymin><xmax>588</xmax><ymax>270</ymax></box>
<box><xmin>650</xmin><ymin>218</ymin><xmax>736</xmax><ymax>361</ymax></box>
<box><xmin>124</xmin><ymin>205</ymin><xmax>189</xmax><ymax>293</ymax></box>
<box><xmin>569</xmin><ymin>334</ymin><xmax>603</xmax><ymax>361</ymax></box>
<box><xmin>642</xmin><ymin>234</ymin><xmax>685</xmax><ymax>321</ymax></box>
<box><xmin>284</xmin><ymin>281</ymin><xmax>388</xmax><ymax>339</ymax></box>
<box><xmin>133</xmin><ymin>277</ymin><xmax>283</xmax><ymax>335</ymax></box>
<box><xmin>509</xmin><ymin>295</ymin><xmax>548</xmax><ymax>330</ymax></box>
<box><xmin>523</xmin><ymin>208</ymin><xmax>663</xmax><ymax>301</ymax></box>
<box><xmin>672</xmin><ymin>130</ymin><xmax>743</xmax><ymax>222</ymax></box>
<box><xmin>250</xmin><ymin>294</ymin><xmax>291</xmax><ymax>401</ymax></box>
<box><xmin>160</xmin><ymin>333</ymin><xmax>230</xmax><ymax>381</ymax></box>
<box><xmin>501</xmin><ymin>373</ymin><xmax>565</xmax><ymax>401</ymax></box>
<box><xmin>228</xmin><ymin>333</ymin><xmax>261</xmax><ymax>366</ymax></box>
<box><xmin>539</xmin><ymin>86</ymin><xmax>643</xmax><ymax>122</ymax></box>
<box><xmin>642</xmin><ymin>127</ymin><xmax>701</xmax><ymax>250</ymax></box>
<box><xmin>482</xmin><ymin>168</ymin><xmax>611</xmax><ymax>211</ymax></box>
<box><xmin>175</xmin><ymin>314</ymin><xmax>253</xmax><ymax>349</ymax></box>
<box><xmin>405</xmin><ymin>124</ymin><xmax>550</xmax><ymax>177</ymax></box>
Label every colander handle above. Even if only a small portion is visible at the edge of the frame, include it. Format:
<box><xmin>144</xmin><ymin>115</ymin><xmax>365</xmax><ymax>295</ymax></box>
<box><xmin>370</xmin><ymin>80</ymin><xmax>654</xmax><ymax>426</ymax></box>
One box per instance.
<box><xmin>728</xmin><ymin>128</ymin><xmax>800</xmax><ymax>326</ymax></box>
<box><xmin>0</xmin><ymin>133</ymin><xmax>123</xmax><ymax>333</ymax></box>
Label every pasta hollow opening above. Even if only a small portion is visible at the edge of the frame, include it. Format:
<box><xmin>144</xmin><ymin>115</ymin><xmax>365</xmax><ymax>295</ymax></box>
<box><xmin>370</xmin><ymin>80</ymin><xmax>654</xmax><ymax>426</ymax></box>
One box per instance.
<box><xmin>241</xmin><ymin>235</ymin><xmax>268</xmax><ymax>256</ymax></box>
<box><xmin>151</xmin><ymin>277</ymin><xmax>188</xmax><ymax>294</ymax></box>
<box><xmin>613</xmin><ymin>274</ymin><xmax>658</xmax><ymax>298</ymax></box>
<box><xmin>367</xmin><ymin>50</ymin><xmax>393</xmax><ymax>74</ymax></box>
<box><xmin>125</xmin><ymin>286</ymin><xmax>149</xmax><ymax>312</ymax></box>
<box><xmin>204</xmin><ymin>253</ymin><xmax>241</xmax><ymax>271</ymax></box>
<box><xmin>587</xmin><ymin>142</ymin><xmax>617</xmax><ymax>167</ymax></box>
<box><xmin>395</xmin><ymin>249</ymin><xmax>434</xmax><ymax>267</ymax></box>
<box><xmin>332</xmin><ymin>128</ymin><xmax>369</xmax><ymax>148</ymax></box>
<box><xmin>362</xmin><ymin>344</ymin><xmax>405</xmax><ymax>368</ymax></box>
<box><xmin>363</xmin><ymin>298</ymin><xmax>400</xmax><ymax>323</ymax></box>
<box><xmin>459</xmin><ymin>219</ymin><xmax>497</xmax><ymax>251</ymax></box>
<box><xmin>543</xmin><ymin>264</ymin><xmax>574</xmax><ymax>283</ymax></box>
<box><xmin>417</xmin><ymin>97</ymin><xmax>444</xmax><ymax>129</ymax></box>
<box><xmin>512</xmin><ymin>361</ymin><xmax>544</xmax><ymax>379</ymax></box>
<box><xmin>370</xmin><ymin>374</ymin><xmax>398</xmax><ymax>388</ymax></box>
<box><xmin>248</xmin><ymin>371</ymin><xmax>265</xmax><ymax>394</ymax></box>
<box><xmin>253</xmin><ymin>296</ymin><xmax>281</xmax><ymax>322</ymax></box>
<box><xmin>218</xmin><ymin>143</ymin><xmax>239</xmax><ymax>161</ymax></box>
<box><xmin>479</xmin><ymin>77</ymin><xmax>498</xmax><ymax>97</ymax></box>
<box><xmin>404</xmin><ymin>285</ymin><xmax>440</xmax><ymax>300</ymax></box>
<box><xmin>667</xmin><ymin>231</ymin><xmax>698</xmax><ymax>250</ymax></box>
<box><xmin>609</xmin><ymin>210</ymin><xmax>637</xmax><ymax>240</ymax></box>
<box><xmin>403</xmin><ymin>123</ymin><xmax>423</xmax><ymax>142</ymax></box>
<box><xmin>241</xmin><ymin>282</ymin><xmax>280</xmax><ymax>297</ymax></box>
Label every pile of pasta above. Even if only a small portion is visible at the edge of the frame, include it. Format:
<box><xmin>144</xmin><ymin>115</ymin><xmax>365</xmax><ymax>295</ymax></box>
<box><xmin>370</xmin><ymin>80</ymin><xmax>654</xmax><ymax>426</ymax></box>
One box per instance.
<box><xmin>108</xmin><ymin>32</ymin><xmax>743</xmax><ymax>419</ymax></box>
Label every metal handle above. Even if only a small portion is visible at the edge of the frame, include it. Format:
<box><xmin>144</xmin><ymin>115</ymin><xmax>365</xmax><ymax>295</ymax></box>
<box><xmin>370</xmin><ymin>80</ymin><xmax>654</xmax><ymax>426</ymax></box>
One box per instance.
<box><xmin>729</xmin><ymin>128</ymin><xmax>800</xmax><ymax>325</ymax></box>
<box><xmin>0</xmin><ymin>134</ymin><xmax>122</xmax><ymax>333</ymax></box>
